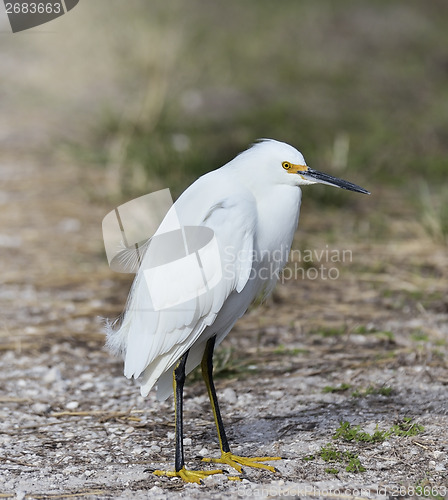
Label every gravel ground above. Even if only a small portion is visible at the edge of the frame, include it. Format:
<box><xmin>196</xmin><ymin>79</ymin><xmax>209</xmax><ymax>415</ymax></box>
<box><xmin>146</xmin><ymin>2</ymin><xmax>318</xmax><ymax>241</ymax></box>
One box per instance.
<box><xmin>0</xmin><ymin>159</ymin><xmax>447</xmax><ymax>500</ymax></box>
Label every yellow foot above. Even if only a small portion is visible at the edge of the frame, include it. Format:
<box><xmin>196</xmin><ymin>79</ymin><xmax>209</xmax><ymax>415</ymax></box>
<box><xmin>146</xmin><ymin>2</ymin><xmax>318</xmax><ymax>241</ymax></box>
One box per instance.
<box><xmin>153</xmin><ymin>466</ymin><xmax>223</xmax><ymax>484</ymax></box>
<box><xmin>202</xmin><ymin>451</ymin><xmax>281</xmax><ymax>474</ymax></box>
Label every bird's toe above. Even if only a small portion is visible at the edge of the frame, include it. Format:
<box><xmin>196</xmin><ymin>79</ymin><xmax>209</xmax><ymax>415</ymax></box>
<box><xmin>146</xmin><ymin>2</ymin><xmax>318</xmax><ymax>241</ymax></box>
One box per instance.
<box><xmin>153</xmin><ymin>466</ymin><xmax>223</xmax><ymax>484</ymax></box>
<box><xmin>202</xmin><ymin>451</ymin><xmax>281</xmax><ymax>473</ymax></box>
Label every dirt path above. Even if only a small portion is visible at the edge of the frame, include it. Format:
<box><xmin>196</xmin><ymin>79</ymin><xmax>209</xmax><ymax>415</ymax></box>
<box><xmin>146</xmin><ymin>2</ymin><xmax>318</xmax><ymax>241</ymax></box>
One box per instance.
<box><xmin>0</xmin><ymin>150</ymin><xmax>447</xmax><ymax>500</ymax></box>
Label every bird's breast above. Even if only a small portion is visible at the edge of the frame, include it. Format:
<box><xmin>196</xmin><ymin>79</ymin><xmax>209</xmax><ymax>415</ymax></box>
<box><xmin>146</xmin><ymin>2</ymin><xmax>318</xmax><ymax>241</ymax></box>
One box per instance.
<box><xmin>255</xmin><ymin>185</ymin><xmax>302</xmax><ymax>267</ymax></box>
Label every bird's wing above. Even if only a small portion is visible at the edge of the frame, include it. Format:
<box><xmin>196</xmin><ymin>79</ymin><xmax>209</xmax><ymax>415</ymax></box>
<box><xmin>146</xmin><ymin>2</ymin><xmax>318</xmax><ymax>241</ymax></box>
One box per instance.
<box><xmin>106</xmin><ymin>178</ymin><xmax>257</xmax><ymax>398</ymax></box>
<box><xmin>109</xmin><ymin>238</ymin><xmax>151</xmax><ymax>273</ymax></box>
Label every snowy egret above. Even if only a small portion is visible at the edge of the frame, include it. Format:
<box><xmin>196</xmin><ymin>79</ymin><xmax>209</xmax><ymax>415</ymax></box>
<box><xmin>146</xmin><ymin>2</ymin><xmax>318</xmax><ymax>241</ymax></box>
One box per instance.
<box><xmin>106</xmin><ymin>139</ymin><xmax>369</xmax><ymax>483</ymax></box>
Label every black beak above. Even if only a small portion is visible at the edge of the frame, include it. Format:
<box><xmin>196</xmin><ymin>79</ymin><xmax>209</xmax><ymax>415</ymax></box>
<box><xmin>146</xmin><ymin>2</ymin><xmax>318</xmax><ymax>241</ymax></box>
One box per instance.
<box><xmin>302</xmin><ymin>168</ymin><xmax>370</xmax><ymax>194</ymax></box>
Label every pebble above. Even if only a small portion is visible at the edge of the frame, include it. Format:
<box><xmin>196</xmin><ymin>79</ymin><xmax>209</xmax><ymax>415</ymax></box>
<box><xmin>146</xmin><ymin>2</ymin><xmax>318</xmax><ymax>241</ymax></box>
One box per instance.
<box><xmin>15</xmin><ymin>490</ymin><xmax>25</xmax><ymax>500</ymax></box>
<box><xmin>43</xmin><ymin>367</ymin><xmax>62</xmax><ymax>384</ymax></box>
<box><xmin>63</xmin><ymin>466</ymin><xmax>78</xmax><ymax>474</ymax></box>
<box><xmin>221</xmin><ymin>387</ymin><xmax>237</xmax><ymax>404</ymax></box>
<box><xmin>65</xmin><ymin>401</ymin><xmax>79</xmax><ymax>410</ymax></box>
<box><xmin>269</xmin><ymin>390</ymin><xmax>284</xmax><ymax>400</ymax></box>
<box><xmin>31</xmin><ymin>403</ymin><xmax>49</xmax><ymax>413</ymax></box>
<box><xmin>149</xmin><ymin>486</ymin><xmax>164</xmax><ymax>495</ymax></box>
<box><xmin>237</xmin><ymin>393</ymin><xmax>254</xmax><ymax>406</ymax></box>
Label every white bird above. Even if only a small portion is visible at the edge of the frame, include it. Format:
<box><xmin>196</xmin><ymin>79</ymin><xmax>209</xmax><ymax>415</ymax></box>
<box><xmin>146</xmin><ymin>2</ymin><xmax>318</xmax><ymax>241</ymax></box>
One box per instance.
<box><xmin>106</xmin><ymin>139</ymin><xmax>369</xmax><ymax>483</ymax></box>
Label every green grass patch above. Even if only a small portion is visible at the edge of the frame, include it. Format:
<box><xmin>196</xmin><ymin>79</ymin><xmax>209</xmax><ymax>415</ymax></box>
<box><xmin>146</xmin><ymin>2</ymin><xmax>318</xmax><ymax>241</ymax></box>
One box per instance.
<box><xmin>389</xmin><ymin>417</ymin><xmax>425</xmax><ymax>437</ymax></box>
<box><xmin>320</xmin><ymin>443</ymin><xmax>342</xmax><ymax>462</ymax></box>
<box><xmin>313</xmin><ymin>327</ymin><xmax>345</xmax><ymax>338</ymax></box>
<box><xmin>351</xmin><ymin>385</ymin><xmax>393</xmax><ymax>398</ymax></box>
<box><xmin>411</xmin><ymin>330</ymin><xmax>430</xmax><ymax>342</ymax></box>
<box><xmin>353</xmin><ymin>325</ymin><xmax>396</xmax><ymax>342</ymax></box>
<box><xmin>353</xmin><ymin>325</ymin><xmax>371</xmax><ymax>335</ymax></box>
<box><xmin>333</xmin><ymin>421</ymin><xmax>391</xmax><ymax>443</ymax></box>
<box><xmin>323</xmin><ymin>383</ymin><xmax>352</xmax><ymax>393</ymax></box>
<box><xmin>333</xmin><ymin>419</ymin><xmax>424</xmax><ymax>443</ymax></box>
<box><xmin>375</xmin><ymin>331</ymin><xmax>395</xmax><ymax>342</ymax></box>
<box><xmin>324</xmin><ymin>467</ymin><xmax>339</xmax><ymax>475</ymax></box>
<box><xmin>345</xmin><ymin>455</ymin><xmax>366</xmax><ymax>473</ymax></box>
<box><xmin>273</xmin><ymin>344</ymin><xmax>308</xmax><ymax>356</ymax></box>
<box><xmin>304</xmin><ymin>443</ymin><xmax>366</xmax><ymax>474</ymax></box>
<box><xmin>305</xmin><ymin>418</ymin><xmax>424</xmax><ymax>475</ymax></box>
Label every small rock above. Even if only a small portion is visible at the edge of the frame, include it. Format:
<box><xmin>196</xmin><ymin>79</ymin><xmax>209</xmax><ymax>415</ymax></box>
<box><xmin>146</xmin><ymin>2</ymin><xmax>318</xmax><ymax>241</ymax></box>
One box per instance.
<box><xmin>31</xmin><ymin>403</ymin><xmax>49</xmax><ymax>414</ymax></box>
<box><xmin>221</xmin><ymin>388</ymin><xmax>237</xmax><ymax>404</ymax></box>
<box><xmin>80</xmin><ymin>382</ymin><xmax>94</xmax><ymax>391</ymax></box>
<box><xmin>270</xmin><ymin>390</ymin><xmax>284</xmax><ymax>400</ymax></box>
<box><xmin>43</xmin><ymin>367</ymin><xmax>62</xmax><ymax>384</ymax></box>
<box><xmin>63</xmin><ymin>466</ymin><xmax>78</xmax><ymax>474</ymax></box>
<box><xmin>66</xmin><ymin>401</ymin><xmax>79</xmax><ymax>410</ymax></box>
<box><xmin>237</xmin><ymin>393</ymin><xmax>254</xmax><ymax>406</ymax></box>
<box><xmin>183</xmin><ymin>438</ymin><xmax>192</xmax><ymax>446</ymax></box>
<box><xmin>149</xmin><ymin>486</ymin><xmax>163</xmax><ymax>495</ymax></box>
<box><xmin>203</xmin><ymin>474</ymin><xmax>222</xmax><ymax>486</ymax></box>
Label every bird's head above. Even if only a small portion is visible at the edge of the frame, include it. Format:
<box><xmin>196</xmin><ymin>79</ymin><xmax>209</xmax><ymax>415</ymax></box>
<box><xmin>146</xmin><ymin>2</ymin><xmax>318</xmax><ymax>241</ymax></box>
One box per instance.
<box><xmin>242</xmin><ymin>139</ymin><xmax>370</xmax><ymax>195</ymax></box>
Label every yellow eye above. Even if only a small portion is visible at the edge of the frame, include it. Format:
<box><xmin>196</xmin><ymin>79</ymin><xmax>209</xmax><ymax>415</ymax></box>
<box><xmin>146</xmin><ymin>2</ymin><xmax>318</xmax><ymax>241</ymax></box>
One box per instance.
<box><xmin>282</xmin><ymin>161</ymin><xmax>291</xmax><ymax>170</ymax></box>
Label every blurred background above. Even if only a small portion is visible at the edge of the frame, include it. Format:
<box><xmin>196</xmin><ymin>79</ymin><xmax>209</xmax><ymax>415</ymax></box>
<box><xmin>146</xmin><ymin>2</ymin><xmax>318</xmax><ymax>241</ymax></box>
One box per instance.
<box><xmin>1</xmin><ymin>0</ymin><xmax>446</xmax><ymax>369</ymax></box>
<box><xmin>3</xmin><ymin>0</ymin><xmax>448</xmax><ymax>226</ymax></box>
<box><xmin>0</xmin><ymin>1</ymin><xmax>447</xmax><ymax>493</ymax></box>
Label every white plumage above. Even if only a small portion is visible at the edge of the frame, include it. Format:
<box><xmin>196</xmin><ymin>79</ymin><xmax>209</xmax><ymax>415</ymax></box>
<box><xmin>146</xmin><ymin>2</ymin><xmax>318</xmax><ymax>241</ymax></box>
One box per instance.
<box><xmin>106</xmin><ymin>139</ymin><xmax>368</xmax><ymax>401</ymax></box>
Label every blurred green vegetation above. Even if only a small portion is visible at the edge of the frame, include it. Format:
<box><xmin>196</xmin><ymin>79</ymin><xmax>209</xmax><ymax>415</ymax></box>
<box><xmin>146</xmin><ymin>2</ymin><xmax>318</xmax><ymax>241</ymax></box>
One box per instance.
<box><xmin>59</xmin><ymin>1</ymin><xmax>448</xmax><ymax>242</ymax></box>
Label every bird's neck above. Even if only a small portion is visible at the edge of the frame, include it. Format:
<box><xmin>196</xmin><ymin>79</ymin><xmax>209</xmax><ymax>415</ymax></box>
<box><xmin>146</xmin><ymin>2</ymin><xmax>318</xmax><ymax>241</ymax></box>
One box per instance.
<box><xmin>254</xmin><ymin>184</ymin><xmax>302</xmax><ymax>262</ymax></box>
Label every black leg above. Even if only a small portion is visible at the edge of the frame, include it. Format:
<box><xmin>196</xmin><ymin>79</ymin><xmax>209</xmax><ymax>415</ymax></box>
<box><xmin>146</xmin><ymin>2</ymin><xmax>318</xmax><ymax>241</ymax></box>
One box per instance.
<box><xmin>200</xmin><ymin>336</ymin><xmax>281</xmax><ymax>474</ymax></box>
<box><xmin>153</xmin><ymin>347</ymin><xmax>223</xmax><ymax>483</ymax></box>
<box><xmin>201</xmin><ymin>336</ymin><xmax>230</xmax><ymax>454</ymax></box>
<box><xmin>174</xmin><ymin>349</ymin><xmax>189</xmax><ymax>472</ymax></box>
